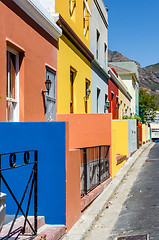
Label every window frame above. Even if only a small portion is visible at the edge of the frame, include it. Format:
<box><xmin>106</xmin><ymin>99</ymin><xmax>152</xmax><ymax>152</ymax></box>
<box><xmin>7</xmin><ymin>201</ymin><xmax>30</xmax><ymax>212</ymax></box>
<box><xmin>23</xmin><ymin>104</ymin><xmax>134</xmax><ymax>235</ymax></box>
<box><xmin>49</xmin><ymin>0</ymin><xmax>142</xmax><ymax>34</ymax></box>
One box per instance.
<box><xmin>70</xmin><ymin>0</ymin><xmax>76</xmax><ymax>19</ymax></box>
<box><xmin>97</xmin><ymin>87</ymin><xmax>100</xmax><ymax>113</ymax></box>
<box><xmin>96</xmin><ymin>30</ymin><xmax>100</xmax><ymax>60</ymax></box>
<box><xmin>6</xmin><ymin>46</ymin><xmax>19</xmax><ymax>122</ymax></box>
<box><xmin>104</xmin><ymin>43</ymin><xmax>107</xmax><ymax>66</ymax></box>
<box><xmin>46</xmin><ymin>67</ymin><xmax>56</xmax><ymax>121</ymax></box>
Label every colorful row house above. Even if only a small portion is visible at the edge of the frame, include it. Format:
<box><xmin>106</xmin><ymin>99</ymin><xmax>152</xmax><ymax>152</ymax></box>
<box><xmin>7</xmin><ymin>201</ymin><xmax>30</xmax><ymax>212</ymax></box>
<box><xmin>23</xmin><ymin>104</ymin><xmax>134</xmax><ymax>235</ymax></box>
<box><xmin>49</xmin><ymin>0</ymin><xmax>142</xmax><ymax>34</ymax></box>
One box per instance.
<box><xmin>110</xmin><ymin>62</ymin><xmax>139</xmax><ymax>117</ymax></box>
<box><xmin>39</xmin><ymin>0</ymin><xmax>93</xmax><ymax>115</ymax></box>
<box><xmin>0</xmin><ymin>0</ymin><xmax>62</xmax><ymax>122</ymax></box>
<box><xmin>90</xmin><ymin>0</ymin><xmax>109</xmax><ymax>113</ymax></box>
<box><xmin>0</xmin><ymin>0</ymin><xmax>139</xmax><ymax>122</ymax></box>
<box><xmin>108</xmin><ymin>64</ymin><xmax>132</xmax><ymax>119</ymax></box>
<box><xmin>0</xmin><ymin>1</ymin><xmax>148</xmax><ymax>238</ymax></box>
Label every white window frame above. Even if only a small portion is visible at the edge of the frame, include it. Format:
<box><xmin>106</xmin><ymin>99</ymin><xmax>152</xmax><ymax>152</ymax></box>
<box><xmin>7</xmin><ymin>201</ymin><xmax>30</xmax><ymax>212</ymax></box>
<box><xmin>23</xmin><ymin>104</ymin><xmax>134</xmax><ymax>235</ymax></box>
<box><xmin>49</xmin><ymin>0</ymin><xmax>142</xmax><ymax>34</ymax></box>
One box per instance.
<box><xmin>6</xmin><ymin>46</ymin><xmax>19</xmax><ymax>122</ymax></box>
<box><xmin>70</xmin><ymin>0</ymin><xmax>73</xmax><ymax>18</ymax></box>
<box><xmin>46</xmin><ymin>67</ymin><xmax>56</xmax><ymax>121</ymax></box>
<box><xmin>83</xmin><ymin>1</ymin><xmax>86</xmax><ymax>36</ymax></box>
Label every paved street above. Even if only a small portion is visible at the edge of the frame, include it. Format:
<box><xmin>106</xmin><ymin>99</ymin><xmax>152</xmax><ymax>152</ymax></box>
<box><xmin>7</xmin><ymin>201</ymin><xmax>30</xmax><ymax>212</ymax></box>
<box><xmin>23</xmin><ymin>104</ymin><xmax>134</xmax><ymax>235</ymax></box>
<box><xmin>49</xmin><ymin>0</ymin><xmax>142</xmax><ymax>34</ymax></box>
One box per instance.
<box><xmin>86</xmin><ymin>143</ymin><xmax>159</xmax><ymax>240</ymax></box>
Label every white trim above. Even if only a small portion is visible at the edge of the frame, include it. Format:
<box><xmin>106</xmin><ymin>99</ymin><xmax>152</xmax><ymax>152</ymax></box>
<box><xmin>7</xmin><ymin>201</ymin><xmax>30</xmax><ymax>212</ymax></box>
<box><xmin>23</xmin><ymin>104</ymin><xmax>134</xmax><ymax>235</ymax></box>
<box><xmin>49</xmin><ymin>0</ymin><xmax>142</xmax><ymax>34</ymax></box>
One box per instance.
<box><xmin>6</xmin><ymin>97</ymin><xmax>18</xmax><ymax>103</ymax></box>
<box><xmin>70</xmin><ymin>0</ymin><xmax>73</xmax><ymax>19</ymax></box>
<box><xmin>12</xmin><ymin>0</ymin><xmax>62</xmax><ymax>41</ymax></box>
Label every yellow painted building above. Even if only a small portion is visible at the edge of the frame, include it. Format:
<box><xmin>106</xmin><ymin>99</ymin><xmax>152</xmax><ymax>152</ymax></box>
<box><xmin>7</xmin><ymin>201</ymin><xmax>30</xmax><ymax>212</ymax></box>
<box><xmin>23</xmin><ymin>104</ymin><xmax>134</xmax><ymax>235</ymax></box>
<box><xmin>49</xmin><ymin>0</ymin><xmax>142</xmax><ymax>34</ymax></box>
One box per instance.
<box><xmin>38</xmin><ymin>0</ymin><xmax>92</xmax><ymax>114</ymax></box>
<box><xmin>55</xmin><ymin>0</ymin><xmax>90</xmax><ymax>49</ymax></box>
<box><xmin>111</xmin><ymin>120</ymin><xmax>129</xmax><ymax>177</ymax></box>
<box><xmin>142</xmin><ymin>124</ymin><xmax>151</xmax><ymax>144</ymax></box>
<box><xmin>55</xmin><ymin>0</ymin><xmax>92</xmax><ymax>114</ymax></box>
<box><xmin>118</xmin><ymin>76</ymin><xmax>132</xmax><ymax>119</ymax></box>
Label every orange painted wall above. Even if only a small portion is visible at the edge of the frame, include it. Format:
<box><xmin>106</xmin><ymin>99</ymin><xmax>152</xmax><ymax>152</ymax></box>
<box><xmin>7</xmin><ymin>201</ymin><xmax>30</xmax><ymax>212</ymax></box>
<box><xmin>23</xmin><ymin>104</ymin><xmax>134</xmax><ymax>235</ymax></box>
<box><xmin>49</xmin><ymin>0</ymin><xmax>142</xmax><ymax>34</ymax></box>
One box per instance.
<box><xmin>66</xmin><ymin>149</ymin><xmax>81</xmax><ymax>231</ymax></box>
<box><xmin>0</xmin><ymin>1</ymin><xmax>58</xmax><ymax>122</ymax></box>
<box><xmin>58</xmin><ymin>114</ymin><xmax>112</xmax><ymax>229</ymax></box>
<box><xmin>57</xmin><ymin>114</ymin><xmax>112</xmax><ymax>149</ymax></box>
<box><xmin>57</xmin><ymin>113</ymin><xmax>112</xmax><ymax>176</ymax></box>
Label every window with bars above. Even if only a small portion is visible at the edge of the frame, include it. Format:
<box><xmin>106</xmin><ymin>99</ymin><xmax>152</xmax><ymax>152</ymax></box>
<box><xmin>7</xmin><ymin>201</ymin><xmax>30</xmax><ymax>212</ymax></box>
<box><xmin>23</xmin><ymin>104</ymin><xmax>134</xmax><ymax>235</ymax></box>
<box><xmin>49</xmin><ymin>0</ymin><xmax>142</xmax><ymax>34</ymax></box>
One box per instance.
<box><xmin>46</xmin><ymin>68</ymin><xmax>56</xmax><ymax>121</ymax></box>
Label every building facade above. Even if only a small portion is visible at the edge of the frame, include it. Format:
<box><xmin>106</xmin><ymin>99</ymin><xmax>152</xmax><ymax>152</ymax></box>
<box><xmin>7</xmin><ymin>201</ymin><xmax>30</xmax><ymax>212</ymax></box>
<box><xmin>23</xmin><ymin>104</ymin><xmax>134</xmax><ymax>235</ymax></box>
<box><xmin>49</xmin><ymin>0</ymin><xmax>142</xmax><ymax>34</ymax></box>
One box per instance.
<box><xmin>39</xmin><ymin>0</ymin><xmax>93</xmax><ymax>114</ymax></box>
<box><xmin>0</xmin><ymin>0</ymin><xmax>61</xmax><ymax>122</ymax></box>
<box><xmin>110</xmin><ymin>62</ymin><xmax>139</xmax><ymax>116</ymax></box>
<box><xmin>108</xmin><ymin>69</ymin><xmax>119</xmax><ymax>119</ymax></box>
<box><xmin>90</xmin><ymin>0</ymin><xmax>109</xmax><ymax>113</ymax></box>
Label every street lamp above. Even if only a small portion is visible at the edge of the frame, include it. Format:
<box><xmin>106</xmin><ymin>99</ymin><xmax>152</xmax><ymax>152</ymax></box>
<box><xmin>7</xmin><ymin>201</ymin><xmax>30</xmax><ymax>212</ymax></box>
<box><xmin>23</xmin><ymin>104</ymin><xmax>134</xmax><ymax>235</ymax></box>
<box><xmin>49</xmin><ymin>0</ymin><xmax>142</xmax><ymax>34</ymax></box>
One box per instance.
<box><xmin>42</xmin><ymin>76</ymin><xmax>52</xmax><ymax>95</ymax></box>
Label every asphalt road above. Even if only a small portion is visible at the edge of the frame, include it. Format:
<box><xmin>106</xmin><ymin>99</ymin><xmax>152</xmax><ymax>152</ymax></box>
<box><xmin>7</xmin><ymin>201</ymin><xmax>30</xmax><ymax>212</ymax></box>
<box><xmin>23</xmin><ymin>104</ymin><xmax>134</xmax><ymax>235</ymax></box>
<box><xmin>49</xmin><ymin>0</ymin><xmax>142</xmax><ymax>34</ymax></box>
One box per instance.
<box><xmin>86</xmin><ymin>143</ymin><xmax>159</xmax><ymax>240</ymax></box>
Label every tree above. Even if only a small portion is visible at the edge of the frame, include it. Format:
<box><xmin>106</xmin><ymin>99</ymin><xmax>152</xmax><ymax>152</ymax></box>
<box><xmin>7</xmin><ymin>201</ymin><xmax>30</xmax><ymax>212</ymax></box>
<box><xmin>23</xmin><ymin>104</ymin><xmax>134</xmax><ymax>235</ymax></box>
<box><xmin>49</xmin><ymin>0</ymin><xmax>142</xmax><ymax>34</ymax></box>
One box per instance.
<box><xmin>139</xmin><ymin>88</ymin><xmax>159</xmax><ymax>123</ymax></box>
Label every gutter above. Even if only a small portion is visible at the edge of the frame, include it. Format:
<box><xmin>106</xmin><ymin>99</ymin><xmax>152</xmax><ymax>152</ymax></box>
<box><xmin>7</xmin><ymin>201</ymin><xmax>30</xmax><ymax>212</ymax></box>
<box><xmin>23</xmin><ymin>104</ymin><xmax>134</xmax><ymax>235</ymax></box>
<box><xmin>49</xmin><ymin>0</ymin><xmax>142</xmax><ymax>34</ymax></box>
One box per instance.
<box><xmin>12</xmin><ymin>0</ymin><xmax>62</xmax><ymax>41</ymax></box>
<box><xmin>108</xmin><ymin>67</ymin><xmax>132</xmax><ymax>101</ymax></box>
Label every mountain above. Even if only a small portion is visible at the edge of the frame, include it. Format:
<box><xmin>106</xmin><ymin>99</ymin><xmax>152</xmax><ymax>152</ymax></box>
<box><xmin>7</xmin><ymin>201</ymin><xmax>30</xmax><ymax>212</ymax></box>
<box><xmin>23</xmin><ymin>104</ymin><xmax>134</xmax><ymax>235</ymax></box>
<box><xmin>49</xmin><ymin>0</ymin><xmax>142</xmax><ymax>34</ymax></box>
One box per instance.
<box><xmin>108</xmin><ymin>50</ymin><xmax>159</xmax><ymax>95</ymax></box>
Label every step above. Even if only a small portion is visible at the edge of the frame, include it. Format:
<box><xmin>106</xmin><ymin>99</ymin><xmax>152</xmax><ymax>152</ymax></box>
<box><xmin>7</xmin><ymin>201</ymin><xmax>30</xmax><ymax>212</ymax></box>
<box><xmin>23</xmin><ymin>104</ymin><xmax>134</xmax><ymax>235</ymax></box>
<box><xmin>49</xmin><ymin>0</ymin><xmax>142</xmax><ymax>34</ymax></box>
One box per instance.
<box><xmin>33</xmin><ymin>224</ymin><xmax>66</xmax><ymax>240</ymax></box>
<box><xmin>0</xmin><ymin>216</ymin><xmax>45</xmax><ymax>237</ymax></box>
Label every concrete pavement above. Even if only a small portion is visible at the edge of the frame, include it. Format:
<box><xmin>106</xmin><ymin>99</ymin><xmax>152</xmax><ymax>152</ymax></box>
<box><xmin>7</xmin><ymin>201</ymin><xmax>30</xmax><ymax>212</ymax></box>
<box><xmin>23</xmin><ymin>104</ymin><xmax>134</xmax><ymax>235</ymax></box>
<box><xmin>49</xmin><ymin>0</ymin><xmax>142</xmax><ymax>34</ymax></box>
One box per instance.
<box><xmin>62</xmin><ymin>142</ymin><xmax>153</xmax><ymax>240</ymax></box>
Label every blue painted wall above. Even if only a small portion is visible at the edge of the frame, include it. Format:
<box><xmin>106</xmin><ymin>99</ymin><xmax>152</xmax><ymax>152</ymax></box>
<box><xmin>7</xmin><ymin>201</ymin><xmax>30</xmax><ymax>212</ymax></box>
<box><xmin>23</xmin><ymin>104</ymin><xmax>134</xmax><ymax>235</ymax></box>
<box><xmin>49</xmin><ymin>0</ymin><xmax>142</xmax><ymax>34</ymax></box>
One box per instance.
<box><xmin>91</xmin><ymin>62</ymin><xmax>108</xmax><ymax>113</ymax></box>
<box><xmin>0</xmin><ymin>122</ymin><xmax>66</xmax><ymax>225</ymax></box>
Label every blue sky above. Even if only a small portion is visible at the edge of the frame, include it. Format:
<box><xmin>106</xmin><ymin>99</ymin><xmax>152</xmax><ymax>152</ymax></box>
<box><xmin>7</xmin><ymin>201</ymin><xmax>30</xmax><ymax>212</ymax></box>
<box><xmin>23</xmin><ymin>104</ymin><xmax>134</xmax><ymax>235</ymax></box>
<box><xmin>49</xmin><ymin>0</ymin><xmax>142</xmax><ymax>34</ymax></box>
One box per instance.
<box><xmin>103</xmin><ymin>0</ymin><xmax>159</xmax><ymax>67</ymax></box>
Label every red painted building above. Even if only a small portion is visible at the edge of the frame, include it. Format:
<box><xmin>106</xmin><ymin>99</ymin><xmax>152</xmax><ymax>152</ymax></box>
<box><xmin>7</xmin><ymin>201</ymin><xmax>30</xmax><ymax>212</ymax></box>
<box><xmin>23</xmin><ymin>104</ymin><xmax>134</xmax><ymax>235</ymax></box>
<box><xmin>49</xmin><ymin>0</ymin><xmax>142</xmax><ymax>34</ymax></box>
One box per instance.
<box><xmin>108</xmin><ymin>68</ymin><xmax>119</xmax><ymax>119</ymax></box>
<box><xmin>0</xmin><ymin>0</ymin><xmax>61</xmax><ymax>122</ymax></box>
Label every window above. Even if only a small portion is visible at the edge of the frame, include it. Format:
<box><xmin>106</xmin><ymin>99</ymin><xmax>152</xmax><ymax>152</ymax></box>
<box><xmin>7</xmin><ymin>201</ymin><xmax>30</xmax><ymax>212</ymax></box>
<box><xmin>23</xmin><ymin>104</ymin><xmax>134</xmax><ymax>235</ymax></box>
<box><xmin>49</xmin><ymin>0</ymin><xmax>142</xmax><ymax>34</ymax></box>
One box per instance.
<box><xmin>97</xmin><ymin>88</ymin><xmax>100</xmax><ymax>113</ymax></box>
<box><xmin>104</xmin><ymin>94</ymin><xmax>108</xmax><ymax>113</ymax></box>
<box><xmin>104</xmin><ymin>43</ymin><xmax>107</xmax><ymax>66</ymax></box>
<box><xmin>70</xmin><ymin>0</ymin><xmax>76</xmax><ymax>19</ymax></box>
<box><xmin>70</xmin><ymin>70</ymin><xmax>75</xmax><ymax>113</ymax></box>
<box><xmin>83</xmin><ymin>0</ymin><xmax>91</xmax><ymax>36</ymax></box>
<box><xmin>96</xmin><ymin>30</ymin><xmax>100</xmax><ymax>60</ymax></box>
<box><xmin>6</xmin><ymin>48</ymin><xmax>19</xmax><ymax>122</ymax></box>
<box><xmin>46</xmin><ymin>67</ymin><xmax>56</xmax><ymax>121</ymax></box>
<box><xmin>85</xmin><ymin>79</ymin><xmax>90</xmax><ymax>113</ymax></box>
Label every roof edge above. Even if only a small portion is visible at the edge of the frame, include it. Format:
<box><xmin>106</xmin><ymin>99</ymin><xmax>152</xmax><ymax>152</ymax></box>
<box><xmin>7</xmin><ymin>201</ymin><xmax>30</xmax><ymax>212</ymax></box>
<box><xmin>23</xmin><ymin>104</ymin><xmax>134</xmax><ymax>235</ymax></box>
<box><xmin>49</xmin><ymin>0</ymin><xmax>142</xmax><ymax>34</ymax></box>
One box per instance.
<box><xmin>12</xmin><ymin>0</ymin><xmax>62</xmax><ymax>41</ymax></box>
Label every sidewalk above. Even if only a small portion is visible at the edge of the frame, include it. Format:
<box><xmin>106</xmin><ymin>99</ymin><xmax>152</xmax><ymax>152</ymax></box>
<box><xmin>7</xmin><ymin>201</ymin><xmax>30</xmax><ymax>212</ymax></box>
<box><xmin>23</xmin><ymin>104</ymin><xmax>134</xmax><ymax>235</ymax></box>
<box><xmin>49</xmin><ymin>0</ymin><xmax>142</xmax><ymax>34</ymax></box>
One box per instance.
<box><xmin>62</xmin><ymin>142</ymin><xmax>153</xmax><ymax>240</ymax></box>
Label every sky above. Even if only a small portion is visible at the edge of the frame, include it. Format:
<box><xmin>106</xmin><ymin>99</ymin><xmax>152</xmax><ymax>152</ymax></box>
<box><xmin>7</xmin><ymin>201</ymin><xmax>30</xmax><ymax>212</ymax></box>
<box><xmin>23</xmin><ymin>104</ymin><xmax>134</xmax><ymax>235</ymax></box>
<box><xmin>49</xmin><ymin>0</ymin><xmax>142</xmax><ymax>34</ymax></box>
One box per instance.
<box><xmin>103</xmin><ymin>0</ymin><xmax>159</xmax><ymax>67</ymax></box>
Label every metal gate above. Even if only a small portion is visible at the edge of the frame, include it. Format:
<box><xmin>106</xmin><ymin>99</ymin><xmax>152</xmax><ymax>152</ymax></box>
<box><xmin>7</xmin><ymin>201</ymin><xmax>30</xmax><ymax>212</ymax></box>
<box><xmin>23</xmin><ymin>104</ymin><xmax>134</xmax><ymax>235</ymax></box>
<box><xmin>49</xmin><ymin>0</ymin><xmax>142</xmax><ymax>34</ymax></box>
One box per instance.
<box><xmin>80</xmin><ymin>145</ymin><xmax>110</xmax><ymax>196</ymax></box>
<box><xmin>0</xmin><ymin>150</ymin><xmax>37</xmax><ymax>239</ymax></box>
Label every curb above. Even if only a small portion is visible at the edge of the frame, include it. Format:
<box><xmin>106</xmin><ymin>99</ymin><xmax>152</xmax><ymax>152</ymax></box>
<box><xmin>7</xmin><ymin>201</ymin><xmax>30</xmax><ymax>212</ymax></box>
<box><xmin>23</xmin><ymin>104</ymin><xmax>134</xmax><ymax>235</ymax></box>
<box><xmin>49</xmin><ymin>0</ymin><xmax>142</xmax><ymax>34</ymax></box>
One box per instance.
<box><xmin>62</xmin><ymin>142</ymin><xmax>153</xmax><ymax>240</ymax></box>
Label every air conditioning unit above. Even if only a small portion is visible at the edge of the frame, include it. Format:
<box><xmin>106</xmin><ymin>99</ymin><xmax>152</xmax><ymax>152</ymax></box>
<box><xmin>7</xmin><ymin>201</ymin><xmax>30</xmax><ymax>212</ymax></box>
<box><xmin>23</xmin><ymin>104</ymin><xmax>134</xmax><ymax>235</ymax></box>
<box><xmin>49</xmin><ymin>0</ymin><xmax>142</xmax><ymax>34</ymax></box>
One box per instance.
<box><xmin>105</xmin><ymin>101</ymin><xmax>110</xmax><ymax>108</ymax></box>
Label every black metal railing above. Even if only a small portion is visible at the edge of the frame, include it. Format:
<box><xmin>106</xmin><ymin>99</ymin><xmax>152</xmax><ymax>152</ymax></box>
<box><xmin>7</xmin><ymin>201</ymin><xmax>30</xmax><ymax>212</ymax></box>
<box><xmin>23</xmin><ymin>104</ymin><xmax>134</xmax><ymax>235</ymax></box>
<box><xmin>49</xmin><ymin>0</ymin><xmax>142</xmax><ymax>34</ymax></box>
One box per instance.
<box><xmin>80</xmin><ymin>145</ymin><xmax>110</xmax><ymax>196</ymax></box>
<box><xmin>0</xmin><ymin>150</ymin><xmax>37</xmax><ymax>239</ymax></box>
